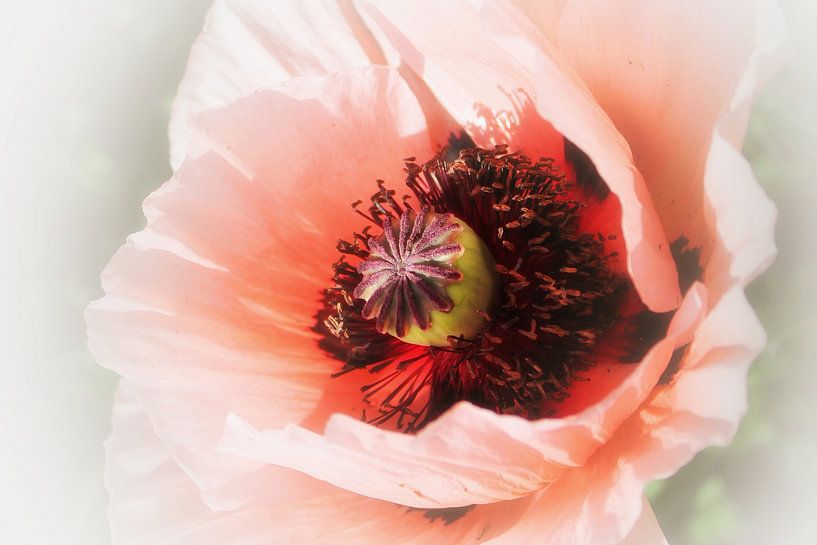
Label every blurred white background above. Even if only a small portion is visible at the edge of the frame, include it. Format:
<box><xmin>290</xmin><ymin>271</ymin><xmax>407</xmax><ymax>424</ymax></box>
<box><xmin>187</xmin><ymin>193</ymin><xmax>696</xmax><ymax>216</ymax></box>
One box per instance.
<box><xmin>1</xmin><ymin>3</ymin><xmax>209</xmax><ymax>544</ymax></box>
<box><xmin>0</xmin><ymin>2</ymin><xmax>814</xmax><ymax>545</ymax></box>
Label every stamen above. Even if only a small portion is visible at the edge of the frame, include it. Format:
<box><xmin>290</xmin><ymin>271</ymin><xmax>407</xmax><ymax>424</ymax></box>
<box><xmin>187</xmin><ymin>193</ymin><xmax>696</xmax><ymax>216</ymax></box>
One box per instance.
<box><xmin>317</xmin><ymin>145</ymin><xmax>642</xmax><ymax>432</ymax></box>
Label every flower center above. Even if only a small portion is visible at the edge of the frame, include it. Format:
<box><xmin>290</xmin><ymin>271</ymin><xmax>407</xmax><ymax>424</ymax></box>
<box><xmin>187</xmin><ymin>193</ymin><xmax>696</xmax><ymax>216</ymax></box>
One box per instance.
<box><xmin>317</xmin><ymin>145</ymin><xmax>636</xmax><ymax>432</ymax></box>
<box><xmin>353</xmin><ymin>206</ymin><xmax>498</xmax><ymax>346</ymax></box>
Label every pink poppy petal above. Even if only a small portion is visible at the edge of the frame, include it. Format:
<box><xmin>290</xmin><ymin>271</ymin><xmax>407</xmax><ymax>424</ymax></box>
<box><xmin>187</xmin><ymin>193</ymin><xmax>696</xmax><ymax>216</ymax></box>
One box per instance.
<box><xmin>494</xmin><ymin>289</ymin><xmax>762</xmax><ymax>545</ymax></box>
<box><xmin>476</xmin><ymin>436</ymin><xmax>671</xmax><ymax>545</ymax></box>
<box><xmin>107</xmin><ymin>383</ymin><xmax>536</xmax><ymax>545</ymax></box>
<box><xmin>703</xmin><ymin>133</ymin><xmax>777</xmax><ymax>298</ymax></box>
<box><xmin>717</xmin><ymin>0</ymin><xmax>789</xmax><ymax>148</ymax></box>
<box><xmin>507</xmin><ymin>0</ymin><xmax>567</xmax><ymax>48</ymax></box>
<box><xmin>548</xmin><ymin>0</ymin><xmax>780</xmax><ymax>490</ymax></box>
<box><xmin>616</xmin><ymin>501</ymin><xmax>668</xmax><ymax>545</ymax></box>
<box><xmin>89</xmin><ymin>66</ymin><xmax>433</xmax><ymax>510</ymax></box>
<box><xmin>169</xmin><ymin>0</ymin><xmax>387</xmax><ymax>169</ymax></box>
<box><xmin>364</xmin><ymin>0</ymin><xmax>680</xmax><ymax>314</ymax></box>
<box><xmin>218</xmin><ymin>284</ymin><xmax>705</xmax><ymax>509</ymax></box>
<box><xmin>482</xmin><ymin>492</ymin><xmax>667</xmax><ymax>545</ymax></box>
<box><xmin>556</xmin><ymin>0</ymin><xmax>773</xmax><ymax>248</ymax></box>
<box><xmin>481</xmin><ymin>289</ymin><xmax>762</xmax><ymax>545</ymax></box>
<box><xmin>404</xmin><ymin>388</ymin><xmax>680</xmax><ymax>545</ymax></box>
<box><xmin>645</xmin><ymin>286</ymin><xmax>767</xmax><ymax>464</ymax></box>
<box><xmin>105</xmin><ymin>383</ymin><xmax>337</xmax><ymax>544</ymax></box>
<box><xmin>544</xmin><ymin>289</ymin><xmax>766</xmax><ymax>545</ymax></box>
<box><xmin>108</xmin><ymin>384</ymin><xmax>670</xmax><ymax>544</ymax></box>
<box><xmin>220</xmin><ymin>413</ymin><xmax>555</xmax><ymax>509</ymax></box>
<box><xmin>678</xmin><ymin>5</ymin><xmax>778</xmax><ymax>447</ymax></box>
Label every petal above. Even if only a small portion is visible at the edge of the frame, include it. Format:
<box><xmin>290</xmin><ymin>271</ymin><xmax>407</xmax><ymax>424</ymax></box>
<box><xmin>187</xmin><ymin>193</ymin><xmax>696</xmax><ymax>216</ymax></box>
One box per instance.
<box><xmin>616</xmin><ymin>502</ymin><xmax>668</xmax><ymax>545</ymax></box>
<box><xmin>499</xmin><ymin>287</ymin><xmax>765</xmax><ymax>545</ymax></box>
<box><xmin>507</xmin><ymin>0</ymin><xmax>567</xmax><ymax>48</ymax></box>
<box><xmin>169</xmin><ymin>0</ymin><xmax>387</xmax><ymax>169</ymax></box>
<box><xmin>105</xmin><ymin>383</ymin><xmax>327</xmax><ymax>545</ymax></box>
<box><xmin>643</xmin><ymin>285</ymin><xmax>768</xmax><ymax>469</ymax></box>
<box><xmin>88</xmin><ymin>66</ymin><xmax>433</xmax><ymax>510</ymax></box>
<box><xmin>717</xmin><ymin>0</ymin><xmax>790</xmax><ymax>148</ymax></box>
<box><xmin>592</xmin><ymin>14</ymin><xmax>779</xmax><ymax>523</ymax></box>
<box><xmin>702</xmin><ymin>132</ymin><xmax>777</xmax><ymax>298</ymax></box>
<box><xmin>107</xmin><ymin>383</ymin><xmax>534</xmax><ymax>545</ymax></box>
<box><xmin>109</xmin><ymin>385</ymin><xmax>671</xmax><ymax>545</ymax></box>
<box><xmin>479</xmin><ymin>436</ymin><xmax>669</xmax><ymax>545</ymax></box>
<box><xmin>551</xmin><ymin>0</ymin><xmax>781</xmax><ymax>489</ymax></box>
<box><xmin>362</xmin><ymin>0</ymin><xmax>561</xmax><ymax>159</ymax></box>
<box><xmin>219</xmin><ymin>284</ymin><xmax>706</xmax><ymax>509</ymax></box>
<box><xmin>557</xmin><ymin>0</ymin><xmax>774</xmax><ymax>248</ymax></box>
<box><xmin>363</xmin><ymin>0</ymin><xmax>681</xmax><ymax>313</ymax></box>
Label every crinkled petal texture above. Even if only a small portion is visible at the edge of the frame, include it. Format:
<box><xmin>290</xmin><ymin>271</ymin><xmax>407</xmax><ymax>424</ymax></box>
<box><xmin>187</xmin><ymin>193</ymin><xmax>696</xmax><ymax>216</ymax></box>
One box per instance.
<box><xmin>168</xmin><ymin>0</ymin><xmax>386</xmax><ymax>169</ymax></box>
<box><xmin>90</xmin><ymin>1</ymin><xmax>783</xmax><ymax>544</ymax></box>
<box><xmin>108</xmin><ymin>382</ymin><xmax>674</xmax><ymax>545</ymax></box>
<box><xmin>89</xmin><ymin>66</ymin><xmax>434</xmax><ymax>509</ymax></box>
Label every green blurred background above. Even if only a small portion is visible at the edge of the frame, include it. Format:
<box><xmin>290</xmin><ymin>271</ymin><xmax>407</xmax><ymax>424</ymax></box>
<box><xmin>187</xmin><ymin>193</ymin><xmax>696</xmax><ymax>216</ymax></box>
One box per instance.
<box><xmin>0</xmin><ymin>2</ymin><xmax>814</xmax><ymax>544</ymax></box>
<box><xmin>649</xmin><ymin>2</ymin><xmax>817</xmax><ymax>542</ymax></box>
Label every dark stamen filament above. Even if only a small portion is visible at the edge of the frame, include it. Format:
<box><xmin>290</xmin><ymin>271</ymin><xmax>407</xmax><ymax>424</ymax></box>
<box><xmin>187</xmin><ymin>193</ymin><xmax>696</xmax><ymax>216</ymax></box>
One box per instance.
<box><xmin>318</xmin><ymin>145</ymin><xmax>631</xmax><ymax>432</ymax></box>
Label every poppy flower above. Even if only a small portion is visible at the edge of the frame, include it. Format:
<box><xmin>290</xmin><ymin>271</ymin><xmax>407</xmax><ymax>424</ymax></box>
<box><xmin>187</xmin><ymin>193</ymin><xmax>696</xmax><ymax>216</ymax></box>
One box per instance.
<box><xmin>87</xmin><ymin>1</ymin><xmax>786</xmax><ymax>543</ymax></box>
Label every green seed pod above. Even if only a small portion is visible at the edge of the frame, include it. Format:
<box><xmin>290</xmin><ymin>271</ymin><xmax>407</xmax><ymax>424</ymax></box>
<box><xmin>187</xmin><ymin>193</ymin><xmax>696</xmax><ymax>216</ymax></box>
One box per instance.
<box><xmin>354</xmin><ymin>207</ymin><xmax>498</xmax><ymax>347</ymax></box>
